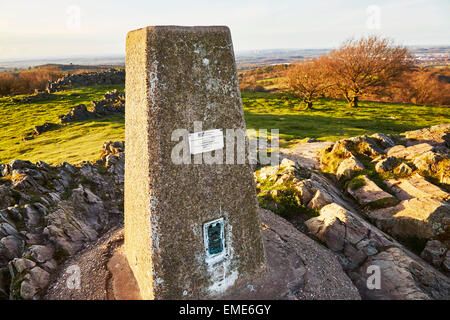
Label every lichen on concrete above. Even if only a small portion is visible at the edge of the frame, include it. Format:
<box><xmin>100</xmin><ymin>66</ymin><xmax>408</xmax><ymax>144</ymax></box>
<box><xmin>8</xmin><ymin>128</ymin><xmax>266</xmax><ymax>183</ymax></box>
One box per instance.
<box><xmin>124</xmin><ymin>26</ymin><xmax>266</xmax><ymax>299</ymax></box>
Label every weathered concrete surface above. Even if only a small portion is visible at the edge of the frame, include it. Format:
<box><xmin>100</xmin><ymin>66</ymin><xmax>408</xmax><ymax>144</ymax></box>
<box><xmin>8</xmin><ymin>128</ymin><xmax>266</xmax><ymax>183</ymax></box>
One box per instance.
<box><xmin>125</xmin><ymin>26</ymin><xmax>265</xmax><ymax>299</ymax></box>
<box><xmin>44</xmin><ymin>210</ymin><xmax>361</xmax><ymax>300</ymax></box>
<box><xmin>107</xmin><ymin>246</ymin><xmax>141</xmax><ymax>300</ymax></box>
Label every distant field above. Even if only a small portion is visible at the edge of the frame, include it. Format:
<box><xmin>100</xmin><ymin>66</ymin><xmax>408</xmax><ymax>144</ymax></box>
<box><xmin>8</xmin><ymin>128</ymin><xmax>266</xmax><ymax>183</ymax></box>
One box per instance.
<box><xmin>0</xmin><ymin>86</ymin><xmax>448</xmax><ymax>164</ymax></box>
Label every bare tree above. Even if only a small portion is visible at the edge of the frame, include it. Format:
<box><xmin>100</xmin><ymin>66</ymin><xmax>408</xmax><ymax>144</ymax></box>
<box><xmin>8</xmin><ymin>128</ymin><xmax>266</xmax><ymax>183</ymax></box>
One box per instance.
<box><xmin>325</xmin><ymin>35</ymin><xmax>412</xmax><ymax>107</ymax></box>
<box><xmin>286</xmin><ymin>57</ymin><xmax>331</xmax><ymax>109</ymax></box>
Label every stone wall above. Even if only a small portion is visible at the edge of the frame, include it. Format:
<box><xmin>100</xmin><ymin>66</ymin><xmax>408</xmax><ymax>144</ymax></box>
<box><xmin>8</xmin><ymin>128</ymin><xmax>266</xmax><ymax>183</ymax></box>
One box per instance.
<box><xmin>46</xmin><ymin>68</ymin><xmax>125</xmax><ymax>93</ymax></box>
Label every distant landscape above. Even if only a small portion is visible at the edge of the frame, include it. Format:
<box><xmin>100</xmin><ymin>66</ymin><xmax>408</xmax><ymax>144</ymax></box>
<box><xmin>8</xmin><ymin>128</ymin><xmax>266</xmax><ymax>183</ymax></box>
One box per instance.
<box><xmin>1</xmin><ymin>45</ymin><xmax>449</xmax><ymax>72</ymax></box>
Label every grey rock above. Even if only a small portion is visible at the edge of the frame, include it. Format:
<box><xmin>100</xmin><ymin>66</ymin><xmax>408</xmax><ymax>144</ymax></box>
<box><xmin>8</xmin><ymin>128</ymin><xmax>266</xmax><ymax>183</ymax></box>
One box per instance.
<box><xmin>347</xmin><ymin>175</ymin><xmax>398</xmax><ymax>208</ymax></box>
<box><xmin>369</xmin><ymin>198</ymin><xmax>450</xmax><ymax>240</ymax></box>
<box><xmin>413</xmin><ymin>151</ymin><xmax>443</xmax><ymax>174</ymax></box>
<box><xmin>27</xmin><ymin>266</ymin><xmax>51</xmax><ymax>289</ymax></box>
<box><xmin>394</xmin><ymin>162</ymin><xmax>413</xmax><ymax>175</ymax></box>
<box><xmin>371</xmin><ymin>133</ymin><xmax>396</xmax><ymax>149</ymax></box>
<box><xmin>336</xmin><ymin>156</ymin><xmax>365</xmax><ymax>180</ymax></box>
<box><xmin>0</xmin><ymin>185</ymin><xmax>16</xmax><ymax>209</ymax></box>
<box><xmin>9</xmin><ymin>159</ymin><xmax>34</xmax><ymax>170</ymax></box>
<box><xmin>0</xmin><ymin>235</ymin><xmax>23</xmax><ymax>259</ymax></box>
<box><xmin>387</xmin><ymin>143</ymin><xmax>434</xmax><ymax>160</ymax></box>
<box><xmin>41</xmin><ymin>259</ymin><xmax>58</xmax><ymax>272</ymax></box>
<box><xmin>12</xmin><ymin>258</ymin><xmax>36</xmax><ymax>273</ymax></box>
<box><xmin>421</xmin><ymin>240</ymin><xmax>447</xmax><ymax>268</ymax></box>
<box><xmin>29</xmin><ymin>245</ymin><xmax>54</xmax><ymax>263</ymax></box>
<box><xmin>357</xmin><ymin>247</ymin><xmax>450</xmax><ymax>300</ymax></box>
<box><xmin>24</xmin><ymin>204</ymin><xmax>41</xmax><ymax>228</ymax></box>
<box><xmin>20</xmin><ymin>280</ymin><xmax>39</xmax><ymax>300</ymax></box>
<box><xmin>0</xmin><ymin>222</ymin><xmax>18</xmax><ymax>237</ymax></box>
<box><xmin>375</xmin><ymin>156</ymin><xmax>399</xmax><ymax>173</ymax></box>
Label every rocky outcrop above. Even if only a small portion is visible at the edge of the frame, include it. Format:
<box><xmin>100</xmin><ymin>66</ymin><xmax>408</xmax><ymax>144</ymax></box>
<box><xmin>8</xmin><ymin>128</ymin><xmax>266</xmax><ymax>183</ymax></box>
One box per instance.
<box><xmin>386</xmin><ymin>143</ymin><xmax>434</xmax><ymax>160</ymax></box>
<box><xmin>21</xmin><ymin>89</ymin><xmax>125</xmax><ymax>142</ymax></box>
<box><xmin>255</xmin><ymin>158</ymin><xmax>356</xmax><ymax>221</ymax></box>
<box><xmin>46</xmin><ymin>69</ymin><xmax>125</xmax><ymax>93</ymax></box>
<box><xmin>280</xmin><ymin>141</ymin><xmax>334</xmax><ymax>170</ymax></box>
<box><xmin>91</xmin><ymin>90</ymin><xmax>125</xmax><ymax>115</ymax></box>
<box><xmin>336</xmin><ymin>156</ymin><xmax>365</xmax><ymax>180</ymax></box>
<box><xmin>305</xmin><ymin>203</ymin><xmax>450</xmax><ymax>299</ymax></box>
<box><xmin>259</xmin><ymin>124</ymin><xmax>450</xmax><ymax>299</ymax></box>
<box><xmin>384</xmin><ymin>174</ymin><xmax>449</xmax><ymax>201</ymax></box>
<box><xmin>403</xmin><ymin>123</ymin><xmax>450</xmax><ymax>147</ymax></box>
<box><xmin>375</xmin><ymin>156</ymin><xmax>399</xmax><ymax>173</ymax></box>
<box><xmin>0</xmin><ymin>141</ymin><xmax>124</xmax><ymax>299</ymax></box>
<box><xmin>34</xmin><ymin>123</ymin><xmax>59</xmax><ymax>136</ymax></box>
<box><xmin>59</xmin><ymin>90</ymin><xmax>124</xmax><ymax>123</ymax></box>
<box><xmin>318</xmin><ymin>124</ymin><xmax>449</xmax><ymax>267</ymax></box>
<box><xmin>58</xmin><ymin>104</ymin><xmax>93</xmax><ymax>123</ymax></box>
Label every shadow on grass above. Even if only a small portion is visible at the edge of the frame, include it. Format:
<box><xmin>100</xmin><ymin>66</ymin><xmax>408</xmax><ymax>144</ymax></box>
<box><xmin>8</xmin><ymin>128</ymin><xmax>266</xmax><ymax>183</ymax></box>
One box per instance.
<box><xmin>244</xmin><ymin>111</ymin><xmax>428</xmax><ymax>144</ymax></box>
<box><xmin>65</xmin><ymin>114</ymin><xmax>125</xmax><ymax>126</ymax></box>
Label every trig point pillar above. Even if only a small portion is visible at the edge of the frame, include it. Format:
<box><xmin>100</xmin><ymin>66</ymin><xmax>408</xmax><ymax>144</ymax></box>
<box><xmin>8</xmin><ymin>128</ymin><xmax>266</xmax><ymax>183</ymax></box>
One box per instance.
<box><xmin>124</xmin><ymin>26</ymin><xmax>265</xmax><ymax>299</ymax></box>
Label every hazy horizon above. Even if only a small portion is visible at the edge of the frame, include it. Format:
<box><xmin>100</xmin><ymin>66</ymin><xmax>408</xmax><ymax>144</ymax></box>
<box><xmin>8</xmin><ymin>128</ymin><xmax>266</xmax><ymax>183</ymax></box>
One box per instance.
<box><xmin>1</xmin><ymin>0</ymin><xmax>449</xmax><ymax>61</ymax></box>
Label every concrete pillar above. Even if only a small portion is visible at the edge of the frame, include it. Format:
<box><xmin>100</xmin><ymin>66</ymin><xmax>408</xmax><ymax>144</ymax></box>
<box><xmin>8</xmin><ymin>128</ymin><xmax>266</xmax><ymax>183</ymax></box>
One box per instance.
<box><xmin>124</xmin><ymin>26</ymin><xmax>265</xmax><ymax>299</ymax></box>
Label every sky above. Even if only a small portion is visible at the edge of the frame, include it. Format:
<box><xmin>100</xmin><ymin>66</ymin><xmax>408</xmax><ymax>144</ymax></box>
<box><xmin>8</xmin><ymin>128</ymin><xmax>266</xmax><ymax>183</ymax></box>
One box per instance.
<box><xmin>0</xmin><ymin>0</ymin><xmax>449</xmax><ymax>60</ymax></box>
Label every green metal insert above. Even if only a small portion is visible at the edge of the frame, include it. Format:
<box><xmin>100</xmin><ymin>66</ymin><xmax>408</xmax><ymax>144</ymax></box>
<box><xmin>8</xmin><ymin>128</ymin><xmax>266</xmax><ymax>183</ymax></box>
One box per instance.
<box><xmin>207</xmin><ymin>221</ymin><xmax>223</xmax><ymax>255</ymax></box>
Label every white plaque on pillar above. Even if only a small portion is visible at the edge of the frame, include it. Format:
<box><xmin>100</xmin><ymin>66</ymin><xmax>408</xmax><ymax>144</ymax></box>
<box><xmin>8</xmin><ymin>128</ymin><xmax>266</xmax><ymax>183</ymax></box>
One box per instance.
<box><xmin>188</xmin><ymin>129</ymin><xmax>224</xmax><ymax>155</ymax></box>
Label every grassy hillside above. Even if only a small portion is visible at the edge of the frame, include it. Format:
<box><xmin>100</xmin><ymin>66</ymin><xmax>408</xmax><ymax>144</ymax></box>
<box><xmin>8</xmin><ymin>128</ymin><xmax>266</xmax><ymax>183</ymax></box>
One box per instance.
<box><xmin>242</xmin><ymin>91</ymin><xmax>450</xmax><ymax>146</ymax></box>
<box><xmin>0</xmin><ymin>85</ymin><xmax>124</xmax><ymax>164</ymax></box>
<box><xmin>0</xmin><ymin>85</ymin><xmax>448</xmax><ymax>165</ymax></box>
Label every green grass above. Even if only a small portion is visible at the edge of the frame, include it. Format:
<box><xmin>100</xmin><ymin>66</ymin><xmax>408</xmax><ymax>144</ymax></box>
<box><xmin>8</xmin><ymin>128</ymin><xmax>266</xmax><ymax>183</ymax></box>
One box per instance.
<box><xmin>348</xmin><ymin>176</ymin><xmax>367</xmax><ymax>190</ymax></box>
<box><xmin>242</xmin><ymin>91</ymin><xmax>450</xmax><ymax>147</ymax></box>
<box><xmin>0</xmin><ymin>87</ymin><xmax>448</xmax><ymax>165</ymax></box>
<box><xmin>0</xmin><ymin>84</ymin><xmax>124</xmax><ymax>164</ymax></box>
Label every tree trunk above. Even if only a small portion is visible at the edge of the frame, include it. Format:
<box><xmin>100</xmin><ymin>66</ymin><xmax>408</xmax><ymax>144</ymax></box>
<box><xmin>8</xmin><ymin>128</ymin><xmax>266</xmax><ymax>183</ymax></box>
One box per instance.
<box><xmin>307</xmin><ymin>101</ymin><xmax>313</xmax><ymax>109</ymax></box>
<box><xmin>349</xmin><ymin>96</ymin><xmax>359</xmax><ymax>108</ymax></box>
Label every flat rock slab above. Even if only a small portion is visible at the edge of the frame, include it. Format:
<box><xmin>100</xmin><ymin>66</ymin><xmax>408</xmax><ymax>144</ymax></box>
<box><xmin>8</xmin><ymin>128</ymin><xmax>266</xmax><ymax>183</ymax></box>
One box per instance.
<box><xmin>44</xmin><ymin>209</ymin><xmax>361</xmax><ymax>300</ymax></box>
<box><xmin>385</xmin><ymin>174</ymin><xmax>449</xmax><ymax>201</ymax></box>
<box><xmin>403</xmin><ymin>123</ymin><xmax>450</xmax><ymax>147</ymax></box>
<box><xmin>347</xmin><ymin>176</ymin><xmax>398</xmax><ymax>208</ymax></box>
<box><xmin>280</xmin><ymin>141</ymin><xmax>334</xmax><ymax>170</ymax></box>
<box><xmin>305</xmin><ymin>203</ymin><xmax>450</xmax><ymax>299</ymax></box>
<box><xmin>356</xmin><ymin>247</ymin><xmax>450</xmax><ymax>300</ymax></box>
<box><xmin>386</xmin><ymin>143</ymin><xmax>434</xmax><ymax>160</ymax></box>
<box><xmin>368</xmin><ymin>198</ymin><xmax>450</xmax><ymax>240</ymax></box>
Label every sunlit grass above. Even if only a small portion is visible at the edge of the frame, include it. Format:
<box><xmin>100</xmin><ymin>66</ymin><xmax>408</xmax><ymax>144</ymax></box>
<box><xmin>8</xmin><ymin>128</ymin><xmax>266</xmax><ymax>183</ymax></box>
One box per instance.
<box><xmin>242</xmin><ymin>91</ymin><xmax>450</xmax><ymax>147</ymax></box>
<box><xmin>0</xmin><ymin>86</ymin><xmax>448</xmax><ymax>164</ymax></box>
<box><xmin>0</xmin><ymin>84</ymin><xmax>124</xmax><ymax>164</ymax></box>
